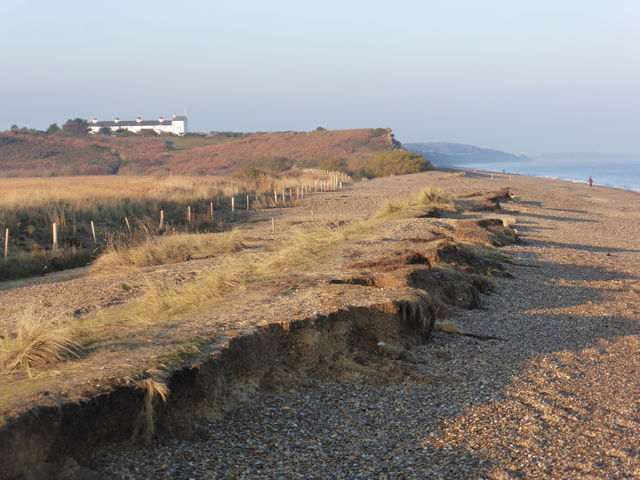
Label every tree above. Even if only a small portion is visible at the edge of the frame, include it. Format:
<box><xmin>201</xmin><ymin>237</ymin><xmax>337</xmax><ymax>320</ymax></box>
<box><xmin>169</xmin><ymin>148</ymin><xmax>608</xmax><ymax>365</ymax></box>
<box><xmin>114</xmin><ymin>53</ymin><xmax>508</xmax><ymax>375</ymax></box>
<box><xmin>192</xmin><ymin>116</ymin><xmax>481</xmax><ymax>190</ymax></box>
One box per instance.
<box><xmin>62</xmin><ymin>118</ymin><xmax>89</xmax><ymax>136</ymax></box>
<box><xmin>46</xmin><ymin>123</ymin><xmax>60</xmax><ymax>134</ymax></box>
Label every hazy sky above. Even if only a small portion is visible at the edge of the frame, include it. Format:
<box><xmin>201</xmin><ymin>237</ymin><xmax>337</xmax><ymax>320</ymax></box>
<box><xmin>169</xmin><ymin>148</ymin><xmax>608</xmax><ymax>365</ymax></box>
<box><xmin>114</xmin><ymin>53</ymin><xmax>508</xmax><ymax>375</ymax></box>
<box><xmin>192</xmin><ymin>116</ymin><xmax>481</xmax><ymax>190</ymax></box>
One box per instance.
<box><xmin>3</xmin><ymin>0</ymin><xmax>639</xmax><ymax>155</ymax></box>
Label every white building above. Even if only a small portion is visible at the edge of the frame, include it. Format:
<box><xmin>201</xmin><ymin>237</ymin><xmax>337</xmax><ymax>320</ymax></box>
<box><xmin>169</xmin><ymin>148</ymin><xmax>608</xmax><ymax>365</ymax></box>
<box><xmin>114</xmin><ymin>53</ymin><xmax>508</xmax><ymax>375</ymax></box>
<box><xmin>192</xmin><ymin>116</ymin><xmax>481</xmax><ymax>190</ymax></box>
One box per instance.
<box><xmin>88</xmin><ymin>114</ymin><xmax>188</xmax><ymax>136</ymax></box>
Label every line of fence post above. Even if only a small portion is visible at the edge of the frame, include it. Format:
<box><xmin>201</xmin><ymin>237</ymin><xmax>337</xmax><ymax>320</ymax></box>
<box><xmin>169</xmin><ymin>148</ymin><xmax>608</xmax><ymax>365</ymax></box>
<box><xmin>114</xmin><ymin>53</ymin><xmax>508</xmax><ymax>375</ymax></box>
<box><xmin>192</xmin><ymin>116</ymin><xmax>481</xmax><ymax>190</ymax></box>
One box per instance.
<box><xmin>11</xmin><ymin>179</ymin><xmax>353</xmax><ymax>259</ymax></box>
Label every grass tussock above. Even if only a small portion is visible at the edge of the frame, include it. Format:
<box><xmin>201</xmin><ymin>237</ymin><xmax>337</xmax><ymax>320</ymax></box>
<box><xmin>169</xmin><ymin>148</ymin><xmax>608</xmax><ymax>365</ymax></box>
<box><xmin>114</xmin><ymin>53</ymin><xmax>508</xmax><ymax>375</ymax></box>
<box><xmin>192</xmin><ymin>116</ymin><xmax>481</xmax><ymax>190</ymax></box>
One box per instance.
<box><xmin>0</xmin><ymin>307</ymin><xmax>80</xmax><ymax>377</ymax></box>
<box><xmin>374</xmin><ymin>201</ymin><xmax>409</xmax><ymax>219</ymax></box>
<box><xmin>373</xmin><ymin>186</ymin><xmax>454</xmax><ymax>220</ymax></box>
<box><xmin>92</xmin><ymin>230</ymin><xmax>244</xmax><ymax>272</ymax></box>
<box><xmin>416</xmin><ymin>187</ymin><xmax>454</xmax><ymax>207</ymax></box>
<box><xmin>435</xmin><ymin>320</ymin><xmax>467</xmax><ymax>335</ymax></box>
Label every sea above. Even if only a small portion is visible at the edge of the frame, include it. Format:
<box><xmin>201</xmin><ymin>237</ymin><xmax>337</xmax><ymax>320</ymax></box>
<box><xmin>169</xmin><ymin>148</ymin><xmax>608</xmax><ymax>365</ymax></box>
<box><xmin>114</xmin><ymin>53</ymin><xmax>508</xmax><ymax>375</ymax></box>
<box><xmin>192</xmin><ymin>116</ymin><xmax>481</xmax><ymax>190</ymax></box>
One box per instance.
<box><xmin>458</xmin><ymin>158</ymin><xmax>640</xmax><ymax>193</ymax></box>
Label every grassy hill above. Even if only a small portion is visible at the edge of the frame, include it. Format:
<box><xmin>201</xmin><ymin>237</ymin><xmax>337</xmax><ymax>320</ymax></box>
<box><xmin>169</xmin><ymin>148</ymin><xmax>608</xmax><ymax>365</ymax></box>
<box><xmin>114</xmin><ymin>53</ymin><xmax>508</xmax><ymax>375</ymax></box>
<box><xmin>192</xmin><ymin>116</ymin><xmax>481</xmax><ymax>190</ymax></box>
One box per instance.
<box><xmin>0</xmin><ymin>128</ymin><xmax>427</xmax><ymax>178</ymax></box>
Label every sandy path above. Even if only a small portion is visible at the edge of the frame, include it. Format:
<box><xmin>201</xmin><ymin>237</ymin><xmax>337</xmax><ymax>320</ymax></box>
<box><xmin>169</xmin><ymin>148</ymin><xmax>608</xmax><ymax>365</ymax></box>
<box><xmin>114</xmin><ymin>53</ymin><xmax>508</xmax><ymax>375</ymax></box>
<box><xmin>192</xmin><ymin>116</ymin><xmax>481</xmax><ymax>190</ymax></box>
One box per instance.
<box><xmin>93</xmin><ymin>172</ymin><xmax>640</xmax><ymax>479</ymax></box>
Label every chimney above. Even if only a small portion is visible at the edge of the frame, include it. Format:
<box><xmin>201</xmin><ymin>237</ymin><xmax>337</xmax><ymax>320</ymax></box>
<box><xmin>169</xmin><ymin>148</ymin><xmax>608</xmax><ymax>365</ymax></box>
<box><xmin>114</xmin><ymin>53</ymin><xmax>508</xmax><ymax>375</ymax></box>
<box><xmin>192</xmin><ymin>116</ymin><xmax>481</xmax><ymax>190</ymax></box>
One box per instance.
<box><xmin>136</xmin><ymin>116</ymin><xmax>142</xmax><ymax>123</ymax></box>
<box><xmin>92</xmin><ymin>118</ymin><xmax>98</xmax><ymax>124</ymax></box>
<box><xmin>114</xmin><ymin>117</ymin><xmax>120</xmax><ymax>123</ymax></box>
<box><xmin>159</xmin><ymin>116</ymin><xmax>165</xmax><ymax>123</ymax></box>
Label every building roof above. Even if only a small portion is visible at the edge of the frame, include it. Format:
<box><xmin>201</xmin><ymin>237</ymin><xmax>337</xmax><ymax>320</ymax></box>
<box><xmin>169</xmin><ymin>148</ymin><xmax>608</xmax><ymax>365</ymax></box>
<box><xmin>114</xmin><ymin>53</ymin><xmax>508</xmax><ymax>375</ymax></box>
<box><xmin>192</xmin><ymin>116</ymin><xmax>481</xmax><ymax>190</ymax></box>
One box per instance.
<box><xmin>91</xmin><ymin>118</ymin><xmax>186</xmax><ymax>127</ymax></box>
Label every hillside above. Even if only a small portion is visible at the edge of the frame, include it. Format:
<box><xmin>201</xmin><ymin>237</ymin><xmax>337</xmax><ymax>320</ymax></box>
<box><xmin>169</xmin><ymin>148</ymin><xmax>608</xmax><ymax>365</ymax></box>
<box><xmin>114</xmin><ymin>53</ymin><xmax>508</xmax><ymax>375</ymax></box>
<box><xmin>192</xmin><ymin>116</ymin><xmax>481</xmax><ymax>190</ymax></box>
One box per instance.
<box><xmin>0</xmin><ymin>128</ymin><xmax>413</xmax><ymax>177</ymax></box>
<box><xmin>405</xmin><ymin>142</ymin><xmax>531</xmax><ymax>166</ymax></box>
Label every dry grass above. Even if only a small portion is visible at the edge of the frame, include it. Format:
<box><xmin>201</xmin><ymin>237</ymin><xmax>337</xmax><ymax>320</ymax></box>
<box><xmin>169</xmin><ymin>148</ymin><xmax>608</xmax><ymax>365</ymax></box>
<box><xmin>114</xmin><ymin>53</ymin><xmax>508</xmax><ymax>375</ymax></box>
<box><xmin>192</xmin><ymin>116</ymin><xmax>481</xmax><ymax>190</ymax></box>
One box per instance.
<box><xmin>0</xmin><ymin>307</ymin><xmax>80</xmax><ymax>377</ymax></box>
<box><xmin>416</xmin><ymin>186</ymin><xmax>454</xmax><ymax>207</ymax></box>
<box><xmin>373</xmin><ymin>186</ymin><xmax>454</xmax><ymax>221</ymax></box>
<box><xmin>136</xmin><ymin>378</ymin><xmax>169</xmax><ymax>443</ymax></box>
<box><xmin>0</xmin><ymin>170</ymin><xmax>347</xmax><ymax>280</ymax></box>
<box><xmin>0</xmin><ymin>172</ymin><xmax>345</xmax><ymax>212</ymax></box>
<box><xmin>435</xmin><ymin>320</ymin><xmax>467</xmax><ymax>335</ymax></box>
<box><xmin>374</xmin><ymin>201</ymin><xmax>409</xmax><ymax>219</ymax></box>
<box><xmin>0</xmin><ymin>184</ymin><xmax>476</xmax><ymax>380</ymax></box>
<box><xmin>92</xmin><ymin>230</ymin><xmax>244</xmax><ymax>273</ymax></box>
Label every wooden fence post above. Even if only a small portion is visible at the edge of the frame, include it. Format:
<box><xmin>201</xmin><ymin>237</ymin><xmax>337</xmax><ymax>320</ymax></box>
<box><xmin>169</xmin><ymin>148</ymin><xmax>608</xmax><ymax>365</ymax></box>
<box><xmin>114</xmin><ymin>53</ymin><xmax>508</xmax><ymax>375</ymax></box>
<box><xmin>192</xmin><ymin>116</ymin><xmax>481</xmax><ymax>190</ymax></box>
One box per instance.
<box><xmin>231</xmin><ymin>197</ymin><xmax>235</xmax><ymax>213</ymax></box>
<box><xmin>4</xmin><ymin>228</ymin><xmax>8</xmax><ymax>260</ymax></box>
<box><xmin>187</xmin><ymin>205</ymin><xmax>192</xmax><ymax>224</ymax></box>
<box><xmin>52</xmin><ymin>222</ymin><xmax>58</xmax><ymax>253</ymax></box>
<box><xmin>90</xmin><ymin>221</ymin><xmax>97</xmax><ymax>245</ymax></box>
<box><xmin>124</xmin><ymin>217</ymin><xmax>132</xmax><ymax>234</ymax></box>
<box><xmin>210</xmin><ymin>202</ymin><xmax>214</xmax><ymax>221</ymax></box>
<box><xmin>246</xmin><ymin>195</ymin><xmax>250</xmax><ymax>211</ymax></box>
<box><xmin>159</xmin><ymin>210</ymin><xmax>165</xmax><ymax>230</ymax></box>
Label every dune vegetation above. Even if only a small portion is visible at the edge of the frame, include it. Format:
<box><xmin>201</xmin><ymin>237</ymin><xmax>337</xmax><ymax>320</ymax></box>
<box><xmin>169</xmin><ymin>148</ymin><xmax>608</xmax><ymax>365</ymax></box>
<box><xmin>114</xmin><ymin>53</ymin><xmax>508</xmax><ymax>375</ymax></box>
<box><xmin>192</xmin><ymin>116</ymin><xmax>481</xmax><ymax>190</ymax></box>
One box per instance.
<box><xmin>0</xmin><ymin>170</ymin><xmax>348</xmax><ymax>280</ymax></box>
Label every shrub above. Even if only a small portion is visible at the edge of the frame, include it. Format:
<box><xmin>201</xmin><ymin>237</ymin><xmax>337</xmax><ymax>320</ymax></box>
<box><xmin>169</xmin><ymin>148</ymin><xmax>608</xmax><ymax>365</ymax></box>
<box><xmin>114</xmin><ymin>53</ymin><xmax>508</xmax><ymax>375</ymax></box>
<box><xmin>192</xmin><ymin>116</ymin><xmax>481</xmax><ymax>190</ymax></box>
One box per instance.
<box><xmin>257</xmin><ymin>156</ymin><xmax>294</xmax><ymax>174</ymax></box>
<box><xmin>236</xmin><ymin>166</ymin><xmax>270</xmax><ymax>178</ymax></box>
<box><xmin>368</xmin><ymin>128</ymin><xmax>388</xmax><ymax>139</ymax></box>
<box><xmin>359</xmin><ymin>150</ymin><xmax>432</xmax><ymax>178</ymax></box>
<box><xmin>61</xmin><ymin>118</ymin><xmax>89</xmax><ymax>136</ymax></box>
<box><xmin>317</xmin><ymin>157</ymin><xmax>349</xmax><ymax>173</ymax></box>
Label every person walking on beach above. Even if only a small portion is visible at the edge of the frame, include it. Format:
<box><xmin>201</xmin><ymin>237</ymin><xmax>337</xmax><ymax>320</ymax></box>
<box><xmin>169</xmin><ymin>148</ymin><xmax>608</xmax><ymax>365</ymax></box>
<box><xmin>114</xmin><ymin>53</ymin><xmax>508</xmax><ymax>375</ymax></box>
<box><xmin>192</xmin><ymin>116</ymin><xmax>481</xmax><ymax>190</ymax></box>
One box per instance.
<box><xmin>588</xmin><ymin>176</ymin><xmax>594</xmax><ymax>187</ymax></box>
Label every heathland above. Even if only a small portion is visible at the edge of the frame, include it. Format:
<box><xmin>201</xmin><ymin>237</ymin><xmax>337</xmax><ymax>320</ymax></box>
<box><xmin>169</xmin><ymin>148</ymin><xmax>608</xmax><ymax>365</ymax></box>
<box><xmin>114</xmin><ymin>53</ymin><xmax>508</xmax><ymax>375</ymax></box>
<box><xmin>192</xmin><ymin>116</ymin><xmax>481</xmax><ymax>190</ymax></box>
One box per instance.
<box><xmin>0</xmin><ymin>127</ymin><xmax>423</xmax><ymax>177</ymax></box>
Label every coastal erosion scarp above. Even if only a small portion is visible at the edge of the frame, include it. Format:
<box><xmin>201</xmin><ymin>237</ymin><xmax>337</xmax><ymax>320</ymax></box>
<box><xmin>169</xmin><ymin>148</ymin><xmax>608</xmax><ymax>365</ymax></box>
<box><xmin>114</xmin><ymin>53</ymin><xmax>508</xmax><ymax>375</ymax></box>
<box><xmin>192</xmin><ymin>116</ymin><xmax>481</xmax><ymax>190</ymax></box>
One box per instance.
<box><xmin>0</xmin><ymin>189</ymin><xmax>519</xmax><ymax>480</ymax></box>
<box><xmin>1</xmin><ymin>290</ymin><xmax>434</xmax><ymax>480</ymax></box>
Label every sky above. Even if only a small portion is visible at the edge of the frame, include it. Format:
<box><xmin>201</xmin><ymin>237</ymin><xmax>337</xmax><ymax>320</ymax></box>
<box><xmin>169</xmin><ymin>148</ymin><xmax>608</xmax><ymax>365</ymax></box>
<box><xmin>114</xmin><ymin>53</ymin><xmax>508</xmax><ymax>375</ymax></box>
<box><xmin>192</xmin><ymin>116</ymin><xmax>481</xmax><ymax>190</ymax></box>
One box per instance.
<box><xmin>2</xmin><ymin>0</ymin><xmax>639</xmax><ymax>155</ymax></box>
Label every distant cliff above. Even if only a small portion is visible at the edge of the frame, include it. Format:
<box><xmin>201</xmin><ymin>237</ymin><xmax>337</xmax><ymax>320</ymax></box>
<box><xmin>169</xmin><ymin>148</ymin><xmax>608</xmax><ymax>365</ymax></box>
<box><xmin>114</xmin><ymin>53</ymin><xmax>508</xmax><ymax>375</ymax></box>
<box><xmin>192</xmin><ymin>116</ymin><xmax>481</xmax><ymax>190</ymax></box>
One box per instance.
<box><xmin>405</xmin><ymin>142</ymin><xmax>531</xmax><ymax>166</ymax></box>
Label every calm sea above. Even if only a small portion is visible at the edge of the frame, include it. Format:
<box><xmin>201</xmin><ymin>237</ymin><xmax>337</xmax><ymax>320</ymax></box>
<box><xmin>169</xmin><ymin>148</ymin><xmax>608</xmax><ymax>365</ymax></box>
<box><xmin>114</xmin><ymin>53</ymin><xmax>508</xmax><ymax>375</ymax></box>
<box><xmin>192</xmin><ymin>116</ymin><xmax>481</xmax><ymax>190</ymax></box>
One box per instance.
<box><xmin>459</xmin><ymin>159</ymin><xmax>640</xmax><ymax>193</ymax></box>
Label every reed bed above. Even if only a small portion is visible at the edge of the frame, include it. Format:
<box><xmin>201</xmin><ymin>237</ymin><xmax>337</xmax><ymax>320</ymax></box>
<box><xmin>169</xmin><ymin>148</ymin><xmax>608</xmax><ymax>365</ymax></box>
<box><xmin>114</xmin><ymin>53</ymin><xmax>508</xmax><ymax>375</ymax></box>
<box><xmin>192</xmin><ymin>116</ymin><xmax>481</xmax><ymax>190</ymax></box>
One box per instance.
<box><xmin>0</xmin><ymin>170</ymin><xmax>348</xmax><ymax>280</ymax></box>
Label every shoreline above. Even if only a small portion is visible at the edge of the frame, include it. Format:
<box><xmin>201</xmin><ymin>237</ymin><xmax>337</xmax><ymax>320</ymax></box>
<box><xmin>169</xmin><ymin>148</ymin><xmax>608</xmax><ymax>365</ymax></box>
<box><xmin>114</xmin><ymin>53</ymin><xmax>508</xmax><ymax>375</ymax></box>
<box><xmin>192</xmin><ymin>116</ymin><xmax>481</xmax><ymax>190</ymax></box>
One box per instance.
<box><xmin>441</xmin><ymin>164</ymin><xmax>640</xmax><ymax>195</ymax></box>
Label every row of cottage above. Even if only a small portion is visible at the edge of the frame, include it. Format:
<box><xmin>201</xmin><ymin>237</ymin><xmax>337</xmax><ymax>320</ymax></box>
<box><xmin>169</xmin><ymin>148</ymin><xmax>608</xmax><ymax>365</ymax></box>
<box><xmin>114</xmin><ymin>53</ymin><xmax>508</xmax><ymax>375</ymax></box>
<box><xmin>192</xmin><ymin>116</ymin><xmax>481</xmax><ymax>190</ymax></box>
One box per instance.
<box><xmin>88</xmin><ymin>114</ymin><xmax>187</xmax><ymax>136</ymax></box>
